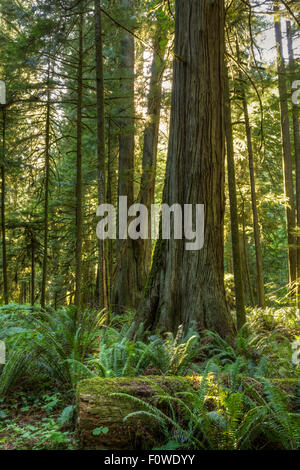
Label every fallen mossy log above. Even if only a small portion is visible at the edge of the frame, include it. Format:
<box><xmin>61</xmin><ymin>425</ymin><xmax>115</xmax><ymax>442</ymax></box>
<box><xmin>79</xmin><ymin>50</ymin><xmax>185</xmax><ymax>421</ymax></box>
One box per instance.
<box><xmin>76</xmin><ymin>375</ymin><xmax>298</xmax><ymax>450</ymax></box>
<box><xmin>76</xmin><ymin>376</ymin><xmax>194</xmax><ymax>450</ymax></box>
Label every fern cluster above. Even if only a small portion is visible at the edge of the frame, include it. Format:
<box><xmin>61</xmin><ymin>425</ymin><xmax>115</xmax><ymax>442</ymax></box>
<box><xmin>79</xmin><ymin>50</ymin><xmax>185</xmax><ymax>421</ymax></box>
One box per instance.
<box><xmin>0</xmin><ymin>306</ymin><xmax>199</xmax><ymax>395</ymax></box>
<box><xmin>118</xmin><ymin>370</ymin><xmax>300</xmax><ymax>450</ymax></box>
<box><xmin>0</xmin><ymin>305</ymin><xmax>106</xmax><ymax>394</ymax></box>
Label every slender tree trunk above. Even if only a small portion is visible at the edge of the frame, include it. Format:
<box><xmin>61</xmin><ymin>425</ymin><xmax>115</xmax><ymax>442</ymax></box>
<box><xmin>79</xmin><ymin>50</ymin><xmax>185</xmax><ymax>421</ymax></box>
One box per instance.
<box><xmin>75</xmin><ymin>11</ymin><xmax>83</xmax><ymax>308</ymax></box>
<box><xmin>23</xmin><ymin>283</ymin><xmax>26</xmax><ymax>304</ymax></box>
<box><xmin>52</xmin><ymin>237</ymin><xmax>59</xmax><ymax>309</ymax></box>
<box><xmin>1</xmin><ymin>107</ymin><xmax>8</xmax><ymax>304</ymax></box>
<box><xmin>274</xmin><ymin>6</ymin><xmax>296</xmax><ymax>288</ymax></box>
<box><xmin>240</xmin><ymin>76</ymin><xmax>265</xmax><ymax>307</ymax></box>
<box><xmin>106</xmin><ymin>119</ymin><xmax>113</xmax><ymax>304</ymax></box>
<box><xmin>137</xmin><ymin>26</ymin><xmax>167</xmax><ymax>295</ymax></box>
<box><xmin>241</xmin><ymin>203</ymin><xmax>255</xmax><ymax>307</ymax></box>
<box><xmin>31</xmin><ymin>235</ymin><xmax>35</xmax><ymax>306</ymax></box>
<box><xmin>94</xmin><ymin>0</ymin><xmax>108</xmax><ymax>310</ymax></box>
<box><xmin>136</xmin><ymin>0</ymin><xmax>234</xmax><ymax>339</ymax></box>
<box><xmin>41</xmin><ymin>64</ymin><xmax>51</xmax><ymax>309</ymax></box>
<box><xmin>106</xmin><ymin>119</ymin><xmax>118</xmax><ymax>305</ymax></box>
<box><xmin>224</xmin><ymin>66</ymin><xmax>246</xmax><ymax>329</ymax></box>
<box><xmin>112</xmin><ymin>0</ymin><xmax>137</xmax><ymax>312</ymax></box>
<box><xmin>287</xmin><ymin>21</ymin><xmax>300</xmax><ymax>305</ymax></box>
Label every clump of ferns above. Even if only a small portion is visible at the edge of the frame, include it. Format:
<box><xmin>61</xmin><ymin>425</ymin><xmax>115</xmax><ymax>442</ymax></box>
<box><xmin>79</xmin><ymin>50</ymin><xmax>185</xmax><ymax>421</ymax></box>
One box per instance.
<box><xmin>200</xmin><ymin>327</ymin><xmax>268</xmax><ymax>364</ymax></box>
<box><xmin>0</xmin><ymin>311</ymin><xmax>200</xmax><ymax>396</ymax></box>
<box><xmin>33</xmin><ymin>307</ymin><xmax>107</xmax><ymax>385</ymax></box>
<box><xmin>243</xmin><ymin>378</ymin><xmax>300</xmax><ymax>449</ymax></box>
<box><xmin>247</xmin><ymin>307</ymin><xmax>300</xmax><ymax>339</ymax></box>
<box><xmin>76</xmin><ymin>320</ymin><xmax>152</xmax><ymax>378</ymax></box>
<box><xmin>198</xmin><ymin>323</ymin><xmax>300</xmax><ymax>381</ymax></box>
<box><xmin>112</xmin><ymin>365</ymin><xmax>300</xmax><ymax>450</ymax></box>
<box><xmin>146</xmin><ymin>324</ymin><xmax>200</xmax><ymax>375</ymax></box>
<box><xmin>0</xmin><ymin>306</ymin><xmax>107</xmax><ymax>396</ymax></box>
<box><xmin>84</xmin><ymin>336</ymin><xmax>152</xmax><ymax>378</ymax></box>
<box><xmin>72</xmin><ymin>323</ymin><xmax>199</xmax><ymax>379</ymax></box>
<box><xmin>0</xmin><ymin>307</ymin><xmax>39</xmax><ymax>396</ymax></box>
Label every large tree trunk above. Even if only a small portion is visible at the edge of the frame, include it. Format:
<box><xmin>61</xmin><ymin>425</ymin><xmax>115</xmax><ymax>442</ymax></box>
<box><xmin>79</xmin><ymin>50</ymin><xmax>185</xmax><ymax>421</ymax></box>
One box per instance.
<box><xmin>75</xmin><ymin>11</ymin><xmax>83</xmax><ymax>308</ymax></box>
<box><xmin>274</xmin><ymin>7</ymin><xmax>296</xmax><ymax>288</ymax></box>
<box><xmin>136</xmin><ymin>0</ymin><xmax>234</xmax><ymax>339</ymax></box>
<box><xmin>112</xmin><ymin>0</ymin><xmax>138</xmax><ymax>313</ymax></box>
<box><xmin>224</xmin><ymin>66</ymin><xmax>246</xmax><ymax>329</ymax></box>
<box><xmin>94</xmin><ymin>0</ymin><xmax>108</xmax><ymax>310</ymax></box>
<box><xmin>1</xmin><ymin>107</ymin><xmax>8</xmax><ymax>304</ymax></box>
<box><xmin>287</xmin><ymin>21</ymin><xmax>300</xmax><ymax>306</ymax></box>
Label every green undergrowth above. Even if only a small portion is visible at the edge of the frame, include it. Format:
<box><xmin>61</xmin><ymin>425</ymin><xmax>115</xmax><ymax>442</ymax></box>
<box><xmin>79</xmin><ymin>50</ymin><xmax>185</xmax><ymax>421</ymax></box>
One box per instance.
<box><xmin>0</xmin><ymin>304</ymin><xmax>300</xmax><ymax>449</ymax></box>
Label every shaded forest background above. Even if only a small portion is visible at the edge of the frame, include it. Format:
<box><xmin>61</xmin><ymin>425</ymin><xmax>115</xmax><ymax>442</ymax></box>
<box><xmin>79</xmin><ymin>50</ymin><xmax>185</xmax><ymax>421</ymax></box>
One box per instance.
<box><xmin>0</xmin><ymin>0</ymin><xmax>299</xmax><ymax>326</ymax></box>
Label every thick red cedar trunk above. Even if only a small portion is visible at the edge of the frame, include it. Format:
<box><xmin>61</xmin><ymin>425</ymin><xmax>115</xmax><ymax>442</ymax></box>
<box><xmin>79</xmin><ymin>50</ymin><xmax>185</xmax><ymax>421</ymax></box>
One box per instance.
<box><xmin>137</xmin><ymin>0</ymin><xmax>234</xmax><ymax>339</ymax></box>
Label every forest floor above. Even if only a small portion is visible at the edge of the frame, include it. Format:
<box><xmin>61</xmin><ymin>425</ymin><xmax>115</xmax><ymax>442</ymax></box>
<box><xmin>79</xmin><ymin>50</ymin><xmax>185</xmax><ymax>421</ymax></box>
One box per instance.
<box><xmin>0</xmin><ymin>304</ymin><xmax>300</xmax><ymax>450</ymax></box>
<box><xmin>0</xmin><ymin>386</ymin><xmax>75</xmax><ymax>450</ymax></box>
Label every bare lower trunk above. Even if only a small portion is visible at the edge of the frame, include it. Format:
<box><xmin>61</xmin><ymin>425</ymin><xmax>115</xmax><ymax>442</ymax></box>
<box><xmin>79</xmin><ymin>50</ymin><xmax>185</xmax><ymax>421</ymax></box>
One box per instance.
<box><xmin>31</xmin><ymin>236</ymin><xmax>35</xmax><ymax>306</ymax></box>
<box><xmin>136</xmin><ymin>0</ymin><xmax>234</xmax><ymax>340</ymax></box>
<box><xmin>287</xmin><ymin>21</ymin><xmax>300</xmax><ymax>305</ymax></box>
<box><xmin>274</xmin><ymin>7</ymin><xmax>296</xmax><ymax>288</ymax></box>
<box><xmin>240</xmin><ymin>76</ymin><xmax>265</xmax><ymax>308</ymax></box>
<box><xmin>94</xmin><ymin>0</ymin><xmax>108</xmax><ymax>310</ymax></box>
<box><xmin>75</xmin><ymin>11</ymin><xmax>83</xmax><ymax>308</ymax></box>
<box><xmin>112</xmin><ymin>0</ymin><xmax>137</xmax><ymax>312</ymax></box>
<box><xmin>106</xmin><ymin>119</ymin><xmax>118</xmax><ymax>305</ymax></box>
<box><xmin>41</xmin><ymin>64</ymin><xmax>51</xmax><ymax>309</ymax></box>
<box><xmin>224</xmin><ymin>66</ymin><xmax>246</xmax><ymax>329</ymax></box>
<box><xmin>1</xmin><ymin>107</ymin><xmax>8</xmax><ymax>304</ymax></box>
<box><xmin>137</xmin><ymin>27</ymin><xmax>167</xmax><ymax>294</ymax></box>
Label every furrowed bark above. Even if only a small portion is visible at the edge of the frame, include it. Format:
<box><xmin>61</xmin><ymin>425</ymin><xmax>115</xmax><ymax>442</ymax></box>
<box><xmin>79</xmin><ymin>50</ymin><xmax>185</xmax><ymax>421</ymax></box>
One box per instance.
<box><xmin>136</xmin><ymin>0</ymin><xmax>234</xmax><ymax>339</ymax></box>
<box><xmin>75</xmin><ymin>10</ymin><xmax>83</xmax><ymax>308</ymax></box>
<box><xmin>94</xmin><ymin>0</ymin><xmax>108</xmax><ymax>310</ymax></box>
